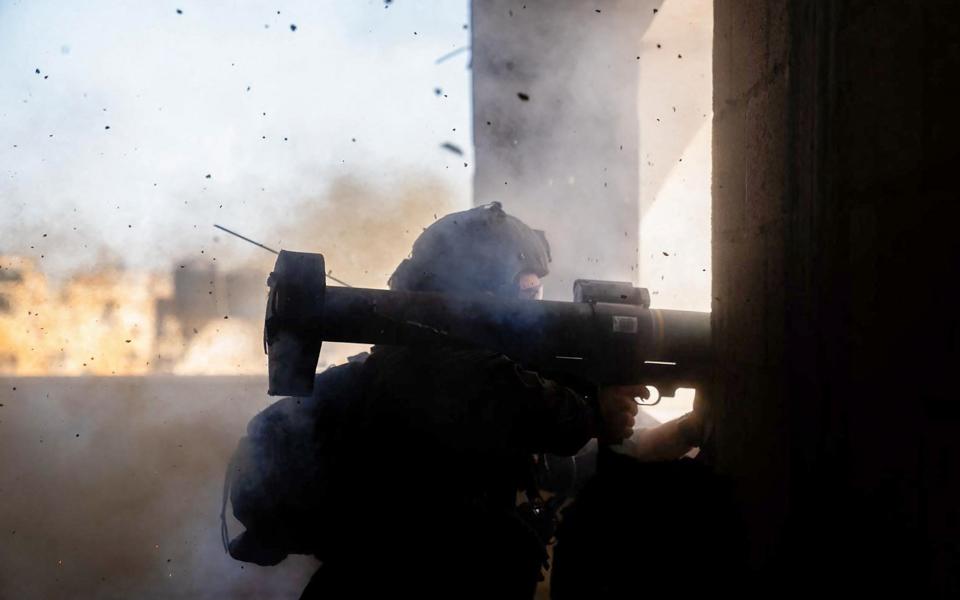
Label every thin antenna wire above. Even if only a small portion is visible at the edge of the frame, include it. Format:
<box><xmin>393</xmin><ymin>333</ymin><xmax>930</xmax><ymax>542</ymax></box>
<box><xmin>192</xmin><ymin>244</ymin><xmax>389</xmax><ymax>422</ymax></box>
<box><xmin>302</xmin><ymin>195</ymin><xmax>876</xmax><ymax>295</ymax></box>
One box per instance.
<box><xmin>213</xmin><ymin>224</ymin><xmax>353</xmax><ymax>287</ymax></box>
<box><xmin>214</xmin><ymin>224</ymin><xmax>279</xmax><ymax>254</ymax></box>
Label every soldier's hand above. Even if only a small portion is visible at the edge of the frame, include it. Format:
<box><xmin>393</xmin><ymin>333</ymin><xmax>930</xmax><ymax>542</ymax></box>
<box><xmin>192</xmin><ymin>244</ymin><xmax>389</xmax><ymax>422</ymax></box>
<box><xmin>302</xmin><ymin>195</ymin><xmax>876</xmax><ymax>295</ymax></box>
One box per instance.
<box><xmin>597</xmin><ymin>384</ymin><xmax>646</xmax><ymax>444</ymax></box>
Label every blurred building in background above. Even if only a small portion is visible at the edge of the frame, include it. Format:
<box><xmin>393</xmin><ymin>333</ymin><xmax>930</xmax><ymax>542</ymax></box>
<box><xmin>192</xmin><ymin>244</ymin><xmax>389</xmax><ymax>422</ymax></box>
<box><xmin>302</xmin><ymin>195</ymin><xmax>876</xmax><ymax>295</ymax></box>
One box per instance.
<box><xmin>0</xmin><ymin>256</ymin><xmax>266</xmax><ymax>376</ymax></box>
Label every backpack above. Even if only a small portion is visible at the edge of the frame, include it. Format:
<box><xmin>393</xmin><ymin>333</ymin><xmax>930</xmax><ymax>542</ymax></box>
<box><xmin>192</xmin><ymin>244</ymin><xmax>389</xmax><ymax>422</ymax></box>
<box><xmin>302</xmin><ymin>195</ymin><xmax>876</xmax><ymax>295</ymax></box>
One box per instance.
<box><xmin>220</xmin><ymin>354</ymin><xmax>367</xmax><ymax>566</ymax></box>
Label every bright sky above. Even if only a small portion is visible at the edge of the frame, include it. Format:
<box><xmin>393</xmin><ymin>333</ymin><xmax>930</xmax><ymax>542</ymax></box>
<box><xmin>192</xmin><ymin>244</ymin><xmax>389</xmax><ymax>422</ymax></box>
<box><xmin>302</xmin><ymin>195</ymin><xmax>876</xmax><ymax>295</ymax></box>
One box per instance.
<box><xmin>0</xmin><ymin>0</ymin><xmax>473</xmax><ymax>278</ymax></box>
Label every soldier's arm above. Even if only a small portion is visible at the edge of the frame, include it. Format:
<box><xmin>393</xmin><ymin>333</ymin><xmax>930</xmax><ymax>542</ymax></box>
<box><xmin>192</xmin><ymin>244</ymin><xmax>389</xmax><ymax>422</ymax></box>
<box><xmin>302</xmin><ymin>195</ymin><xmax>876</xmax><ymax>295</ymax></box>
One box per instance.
<box><xmin>621</xmin><ymin>411</ymin><xmax>703</xmax><ymax>461</ymax></box>
<box><xmin>478</xmin><ymin>357</ymin><xmax>639</xmax><ymax>456</ymax></box>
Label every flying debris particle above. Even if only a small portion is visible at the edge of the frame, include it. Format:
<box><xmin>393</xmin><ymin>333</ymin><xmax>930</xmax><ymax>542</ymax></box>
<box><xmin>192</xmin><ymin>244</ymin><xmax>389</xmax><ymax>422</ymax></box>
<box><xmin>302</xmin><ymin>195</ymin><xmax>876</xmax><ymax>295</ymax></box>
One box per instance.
<box><xmin>176</xmin><ymin>8</ymin><xmax>183</xmax><ymax>14</ymax></box>
<box><xmin>223</xmin><ymin>315</ymin><xmax>229</xmax><ymax>319</ymax></box>
<box><xmin>517</xmin><ymin>92</ymin><xmax>530</xmax><ymax>101</ymax></box>
<box><xmin>678</xmin><ymin>54</ymin><xmax>683</xmax><ymax>59</ymax></box>
<box><xmin>595</xmin><ymin>9</ymin><xmax>601</xmax><ymax>13</ymax></box>
<box><xmin>205</xmin><ymin>174</ymin><xmax>211</xmax><ymax>179</ymax></box>
<box><xmin>125</xmin><ymin>339</ymin><xmax>131</xmax><ymax>343</ymax></box>
<box><xmin>246</xmin><ymin>86</ymin><xmax>251</xmax><ymax>92</ymax></box>
<box><xmin>104</xmin><ymin>125</ymin><xmax>110</xmax><ymax>130</ymax></box>
<box><xmin>434</xmin><ymin>87</ymin><xmax>443</xmax><ymax>96</ymax></box>
<box><xmin>662</xmin><ymin>251</ymin><xmax>670</xmax><ymax>256</ymax></box>
<box><xmin>657</xmin><ymin>43</ymin><xmax>662</xmax><ymax>49</ymax></box>
<box><xmin>351</xmin><ymin>138</ymin><xmax>356</xmax><ymax>142</ymax></box>
<box><xmin>653</xmin><ymin>8</ymin><xmax>658</xmax><ymax>13</ymax></box>
<box><xmin>440</xmin><ymin>142</ymin><xmax>464</xmax><ymax>156</ymax></box>
<box><xmin>289</xmin><ymin>24</ymin><xmax>297</xmax><ymax>31</ymax></box>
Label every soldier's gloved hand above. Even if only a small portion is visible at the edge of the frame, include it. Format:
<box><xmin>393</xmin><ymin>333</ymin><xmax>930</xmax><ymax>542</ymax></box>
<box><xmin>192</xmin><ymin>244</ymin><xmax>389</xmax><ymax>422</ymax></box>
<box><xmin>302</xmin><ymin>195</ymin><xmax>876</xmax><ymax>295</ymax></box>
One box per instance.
<box><xmin>596</xmin><ymin>384</ymin><xmax>646</xmax><ymax>444</ymax></box>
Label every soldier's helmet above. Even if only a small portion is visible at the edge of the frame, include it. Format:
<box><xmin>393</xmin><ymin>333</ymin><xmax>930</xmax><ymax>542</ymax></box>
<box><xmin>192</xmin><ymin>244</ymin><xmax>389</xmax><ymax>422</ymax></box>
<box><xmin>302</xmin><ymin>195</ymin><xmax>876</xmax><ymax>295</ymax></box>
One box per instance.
<box><xmin>389</xmin><ymin>201</ymin><xmax>551</xmax><ymax>297</ymax></box>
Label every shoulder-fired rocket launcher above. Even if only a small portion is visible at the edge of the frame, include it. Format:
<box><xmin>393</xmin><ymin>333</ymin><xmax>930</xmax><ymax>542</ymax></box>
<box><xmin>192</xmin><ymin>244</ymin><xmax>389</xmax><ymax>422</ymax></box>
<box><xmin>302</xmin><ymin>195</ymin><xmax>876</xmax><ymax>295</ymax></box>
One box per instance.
<box><xmin>264</xmin><ymin>250</ymin><xmax>711</xmax><ymax>401</ymax></box>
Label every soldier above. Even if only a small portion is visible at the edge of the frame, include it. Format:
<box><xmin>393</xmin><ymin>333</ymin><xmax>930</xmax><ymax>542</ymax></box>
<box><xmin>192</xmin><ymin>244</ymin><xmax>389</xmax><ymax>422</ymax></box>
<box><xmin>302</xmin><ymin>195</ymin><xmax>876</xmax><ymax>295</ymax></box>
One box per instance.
<box><xmin>300</xmin><ymin>202</ymin><xmax>703</xmax><ymax>598</ymax></box>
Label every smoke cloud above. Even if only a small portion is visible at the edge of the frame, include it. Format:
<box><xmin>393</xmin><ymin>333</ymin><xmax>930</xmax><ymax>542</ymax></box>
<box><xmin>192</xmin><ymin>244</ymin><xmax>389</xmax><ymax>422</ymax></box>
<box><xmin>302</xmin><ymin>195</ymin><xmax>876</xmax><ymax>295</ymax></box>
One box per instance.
<box><xmin>0</xmin><ymin>376</ymin><xmax>317</xmax><ymax>599</ymax></box>
<box><xmin>0</xmin><ymin>0</ymin><xmax>472</xmax><ymax>279</ymax></box>
<box><xmin>1</xmin><ymin>1</ymin><xmax>470</xmax><ymax>598</ymax></box>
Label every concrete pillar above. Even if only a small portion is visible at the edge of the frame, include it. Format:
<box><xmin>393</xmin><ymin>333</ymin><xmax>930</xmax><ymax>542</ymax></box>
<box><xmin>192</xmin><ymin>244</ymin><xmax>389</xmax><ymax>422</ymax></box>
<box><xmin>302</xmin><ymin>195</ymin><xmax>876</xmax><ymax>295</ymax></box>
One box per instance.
<box><xmin>471</xmin><ymin>0</ymin><xmax>657</xmax><ymax>298</ymax></box>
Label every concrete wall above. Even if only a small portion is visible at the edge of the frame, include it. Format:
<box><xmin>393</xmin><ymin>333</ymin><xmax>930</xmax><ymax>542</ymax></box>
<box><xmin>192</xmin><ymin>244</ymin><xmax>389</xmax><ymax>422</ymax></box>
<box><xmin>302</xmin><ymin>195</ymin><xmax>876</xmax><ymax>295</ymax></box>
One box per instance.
<box><xmin>636</xmin><ymin>0</ymin><xmax>713</xmax><ymax>313</ymax></box>
<box><xmin>711</xmin><ymin>0</ymin><xmax>960</xmax><ymax>595</ymax></box>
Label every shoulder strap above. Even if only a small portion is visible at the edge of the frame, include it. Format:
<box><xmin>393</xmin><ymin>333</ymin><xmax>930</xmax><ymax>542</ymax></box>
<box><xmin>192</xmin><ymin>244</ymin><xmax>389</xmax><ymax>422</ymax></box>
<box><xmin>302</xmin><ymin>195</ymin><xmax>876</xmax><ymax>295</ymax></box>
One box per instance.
<box><xmin>220</xmin><ymin>448</ymin><xmax>240</xmax><ymax>553</ymax></box>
